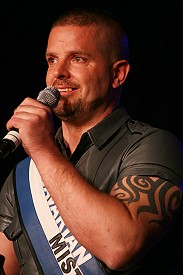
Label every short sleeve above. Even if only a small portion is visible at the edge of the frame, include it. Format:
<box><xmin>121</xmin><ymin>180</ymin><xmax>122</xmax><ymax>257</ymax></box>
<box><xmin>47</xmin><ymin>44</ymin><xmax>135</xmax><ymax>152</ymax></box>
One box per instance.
<box><xmin>0</xmin><ymin>171</ymin><xmax>15</xmax><ymax>232</ymax></box>
<box><xmin>120</xmin><ymin>130</ymin><xmax>183</xmax><ymax>186</ymax></box>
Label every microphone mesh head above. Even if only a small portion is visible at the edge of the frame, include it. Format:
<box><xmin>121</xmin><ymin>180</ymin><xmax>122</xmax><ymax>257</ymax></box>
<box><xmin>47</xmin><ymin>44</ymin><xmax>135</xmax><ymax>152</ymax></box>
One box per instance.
<box><xmin>37</xmin><ymin>86</ymin><xmax>60</xmax><ymax>109</ymax></box>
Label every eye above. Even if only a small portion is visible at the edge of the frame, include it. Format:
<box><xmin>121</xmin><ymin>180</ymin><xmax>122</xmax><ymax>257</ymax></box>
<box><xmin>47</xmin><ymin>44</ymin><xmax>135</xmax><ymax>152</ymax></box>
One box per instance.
<box><xmin>46</xmin><ymin>57</ymin><xmax>57</xmax><ymax>66</ymax></box>
<box><xmin>72</xmin><ymin>56</ymin><xmax>86</xmax><ymax>63</ymax></box>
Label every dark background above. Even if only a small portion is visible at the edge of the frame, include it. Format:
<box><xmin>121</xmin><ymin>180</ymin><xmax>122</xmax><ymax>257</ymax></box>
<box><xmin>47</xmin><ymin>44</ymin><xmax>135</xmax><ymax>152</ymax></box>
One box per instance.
<box><xmin>0</xmin><ymin>0</ymin><xmax>183</xmax><ymax>186</ymax></box>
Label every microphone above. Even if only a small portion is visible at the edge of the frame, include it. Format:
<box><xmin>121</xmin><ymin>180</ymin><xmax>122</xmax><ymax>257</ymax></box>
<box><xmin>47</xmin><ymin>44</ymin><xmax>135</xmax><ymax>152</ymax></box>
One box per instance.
<box><xmin>0</xmin><ymin>86</ymin><xmax>60</xmax><ymax>159</ymax></box>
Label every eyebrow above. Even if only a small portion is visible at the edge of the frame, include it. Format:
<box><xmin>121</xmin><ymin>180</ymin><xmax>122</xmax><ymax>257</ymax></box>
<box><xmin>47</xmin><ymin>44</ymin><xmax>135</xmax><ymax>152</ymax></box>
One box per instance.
<box><xmin>45</xmin><ymin>50</ymin><xmax>92</xmax><ymax>58</ymax></box>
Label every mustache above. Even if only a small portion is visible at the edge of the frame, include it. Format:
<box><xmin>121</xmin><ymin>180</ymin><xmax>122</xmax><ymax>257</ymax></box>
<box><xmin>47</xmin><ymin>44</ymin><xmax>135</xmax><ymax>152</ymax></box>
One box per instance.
<box><xmin>52</xmin><ymin>80</ymin><xmax>80</xmax><ymax>89</ymax></box>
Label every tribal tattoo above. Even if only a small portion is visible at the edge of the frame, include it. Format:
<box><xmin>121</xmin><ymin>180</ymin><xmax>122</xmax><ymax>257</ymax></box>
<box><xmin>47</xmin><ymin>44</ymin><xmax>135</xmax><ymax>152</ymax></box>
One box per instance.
<box><xmin>110</xmin><ymin>176</ymin><xmax>182</xmax><ymax>225</ymax></box>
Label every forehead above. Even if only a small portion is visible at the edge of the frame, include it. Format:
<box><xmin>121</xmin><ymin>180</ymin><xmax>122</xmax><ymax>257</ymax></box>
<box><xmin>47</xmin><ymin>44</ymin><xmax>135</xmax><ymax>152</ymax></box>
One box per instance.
<box><xmin>47</xmin><ymin>25</ymin><xmax>108</xmax><ymax>52</ymax></box>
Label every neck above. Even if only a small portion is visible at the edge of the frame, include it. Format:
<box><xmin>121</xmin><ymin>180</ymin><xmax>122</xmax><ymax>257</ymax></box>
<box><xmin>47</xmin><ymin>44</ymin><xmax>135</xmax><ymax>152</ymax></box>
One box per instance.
<box><xmin>61</xmin><ymin>104</ymin><xmax>117</xmax><ymax>154</ymax></box>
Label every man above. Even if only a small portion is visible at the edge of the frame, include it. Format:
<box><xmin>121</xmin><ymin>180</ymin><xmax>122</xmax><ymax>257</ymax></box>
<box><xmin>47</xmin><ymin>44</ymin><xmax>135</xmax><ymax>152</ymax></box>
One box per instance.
<box><xmin>0</xmin><ymin>7</ymin><xmax>183</xmax><ymax>275</ymax></box>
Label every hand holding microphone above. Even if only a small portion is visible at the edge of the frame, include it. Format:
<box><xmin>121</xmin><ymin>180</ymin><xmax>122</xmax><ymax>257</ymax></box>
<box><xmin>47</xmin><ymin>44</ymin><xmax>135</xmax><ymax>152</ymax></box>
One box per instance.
<box><xmin>0</xmin><ymin>86</ymin><xmax>60</xmax><ymax>159</ymax></box>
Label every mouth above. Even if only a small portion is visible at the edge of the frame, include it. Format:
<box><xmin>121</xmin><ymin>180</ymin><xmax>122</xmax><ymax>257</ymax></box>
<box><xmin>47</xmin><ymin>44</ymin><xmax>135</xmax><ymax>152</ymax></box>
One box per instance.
<box><xmin>58</xmin><ymin>88</ymin><xmax>74</xmax><ymax>92</ymax></box>
<box><xmin>56</xmin><ymin>87</ymin><xmax>78</xmax><ymax>96</ymax></box>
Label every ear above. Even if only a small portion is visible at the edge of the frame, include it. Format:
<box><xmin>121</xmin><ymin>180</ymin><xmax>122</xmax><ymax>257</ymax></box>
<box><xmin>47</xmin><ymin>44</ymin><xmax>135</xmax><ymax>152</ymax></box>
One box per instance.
<box><xmin>112</xmin><ymin>60</ymin><xmax>130</xmax><ymax>89</ymax></box>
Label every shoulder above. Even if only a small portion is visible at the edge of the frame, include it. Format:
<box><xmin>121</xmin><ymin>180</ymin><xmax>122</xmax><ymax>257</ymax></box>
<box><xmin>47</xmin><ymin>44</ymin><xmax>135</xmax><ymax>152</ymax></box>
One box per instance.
<box><xmin>127</xmin><ymin>119</ymin><xmax>183</xmax><ymax>155</ymax></box>
<box><xmin>0</xmin><ymin>170</ymin><xmax>14</xmax><ymax>207</ymax></box>
<box><xmin>122</xmin><ymin>120</ymin><xmax>183</xmax><ymax>185</ymax></box>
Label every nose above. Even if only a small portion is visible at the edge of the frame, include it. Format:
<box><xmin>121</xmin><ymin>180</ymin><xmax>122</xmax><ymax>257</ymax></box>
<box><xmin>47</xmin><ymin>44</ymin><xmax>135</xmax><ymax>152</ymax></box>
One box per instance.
<box><xmin>52</xmin><ymin>60</ymin><xmax>70</xmax><ymax>79</ymax></box>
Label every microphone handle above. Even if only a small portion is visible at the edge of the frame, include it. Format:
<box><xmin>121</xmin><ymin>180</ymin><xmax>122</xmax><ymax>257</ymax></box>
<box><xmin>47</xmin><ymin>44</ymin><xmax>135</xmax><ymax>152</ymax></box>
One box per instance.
<box><xmin>0</xmin><ymin>129</ymin><xmax>20</xmax><ymax>159</ymax></box>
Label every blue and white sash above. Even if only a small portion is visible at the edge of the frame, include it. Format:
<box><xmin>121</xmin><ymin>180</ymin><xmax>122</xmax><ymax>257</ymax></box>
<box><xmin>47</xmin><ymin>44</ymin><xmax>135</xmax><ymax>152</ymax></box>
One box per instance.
<box><xmin>15</xmin><ymin>157</ymin><xmax>107</xmax><ymax>275</ymax></box>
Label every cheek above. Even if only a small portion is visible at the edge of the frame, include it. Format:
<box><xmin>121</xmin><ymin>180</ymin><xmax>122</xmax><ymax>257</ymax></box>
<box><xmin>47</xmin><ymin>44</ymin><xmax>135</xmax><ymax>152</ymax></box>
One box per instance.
<box><xmin>96</xmin><ymin>74</ymin><xmax>111</xmax><ymax>93</ymax></box>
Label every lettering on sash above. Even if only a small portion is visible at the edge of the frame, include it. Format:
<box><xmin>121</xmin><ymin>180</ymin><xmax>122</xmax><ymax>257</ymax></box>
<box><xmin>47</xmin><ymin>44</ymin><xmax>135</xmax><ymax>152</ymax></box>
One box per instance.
<box><xmin>44</xmin><ymin>186</ymin><xmax>93</xmax><ymax>271</ymax></box>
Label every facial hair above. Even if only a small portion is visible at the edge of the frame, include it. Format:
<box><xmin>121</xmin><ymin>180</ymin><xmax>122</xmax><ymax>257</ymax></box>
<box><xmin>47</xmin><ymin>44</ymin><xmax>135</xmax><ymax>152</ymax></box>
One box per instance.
<box><xmin>54</xmin><ymin>94</ymin><xmax>106</xmax><ymax>123</ymax></box>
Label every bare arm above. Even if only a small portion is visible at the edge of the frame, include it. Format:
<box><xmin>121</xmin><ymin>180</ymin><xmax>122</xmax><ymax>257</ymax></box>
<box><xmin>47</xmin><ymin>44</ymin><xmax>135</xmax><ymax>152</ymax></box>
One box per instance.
<box><xmin>6</xmin><ymin>98</ymin><xmax>183</xmax><ymax>270</ymax></box>
<box><xmin>0</xmin><ymin>232</ymin><xmax>19</xmax><ymax>275</ymax></box>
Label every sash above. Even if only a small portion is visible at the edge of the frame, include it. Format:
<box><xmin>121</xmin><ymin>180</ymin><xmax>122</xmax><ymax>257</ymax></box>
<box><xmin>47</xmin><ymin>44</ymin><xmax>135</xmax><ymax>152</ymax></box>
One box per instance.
<box><xmin>15</xmin><ymin>157</ymin><xmax>107</xmax><ymax>274</ymax></box>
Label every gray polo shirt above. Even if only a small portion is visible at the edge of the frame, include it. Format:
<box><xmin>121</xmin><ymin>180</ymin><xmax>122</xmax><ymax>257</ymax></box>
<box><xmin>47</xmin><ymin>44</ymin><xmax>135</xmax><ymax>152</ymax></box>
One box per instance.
<box><xmin>0</xmin><ymin>107</ymin><xmax>183</xmax><ymax>274</ymax></box>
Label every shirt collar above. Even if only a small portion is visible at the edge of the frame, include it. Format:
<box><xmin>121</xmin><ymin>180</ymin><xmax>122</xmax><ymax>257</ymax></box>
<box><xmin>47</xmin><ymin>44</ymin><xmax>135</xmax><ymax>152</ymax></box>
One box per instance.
<box><xmin>55</xmin><ymin>107</ymin><xmax>131</xmax><ymax>150</ymax></box>
<box><xmin>87</xmin><ymin>107</ymin><xmax>131</xmax><ymax>149</ymax></box>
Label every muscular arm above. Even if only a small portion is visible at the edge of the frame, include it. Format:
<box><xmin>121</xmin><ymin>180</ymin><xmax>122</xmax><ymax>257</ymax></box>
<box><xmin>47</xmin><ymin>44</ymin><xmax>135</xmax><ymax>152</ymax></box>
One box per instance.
<box><xmin>32</xmin><ymin>149</ymin><xmax>183</xmax><ymax>270</ymax></box>
<box><xmin>0</xmin><ymin>232</ymin><xmax>19</xmax><ymax>275</ymax></box>
<box><xmin>6</xmin><ymin>97</ymin><xmax>183</xmax><ymax>270</ymax></box>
